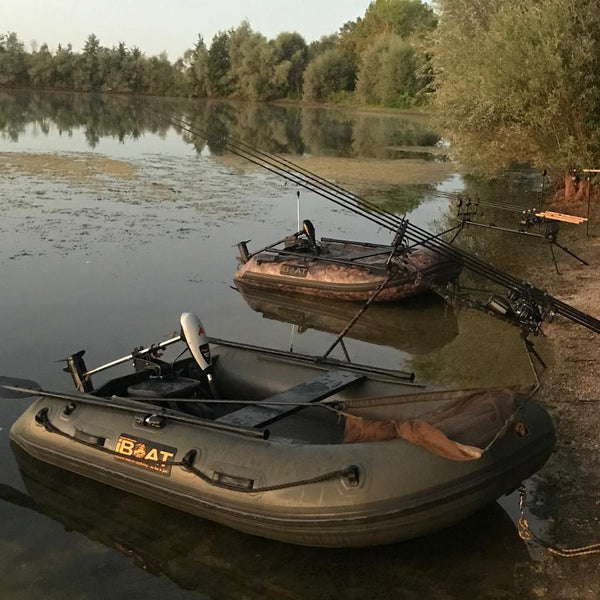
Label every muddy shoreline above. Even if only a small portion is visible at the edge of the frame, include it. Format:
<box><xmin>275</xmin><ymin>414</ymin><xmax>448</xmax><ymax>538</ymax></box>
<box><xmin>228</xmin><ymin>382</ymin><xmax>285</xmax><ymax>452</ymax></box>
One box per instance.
<box><xmin>513</xmin><ymin>213</ymin><xmax>600</xmax><ymax>597</ymax></box>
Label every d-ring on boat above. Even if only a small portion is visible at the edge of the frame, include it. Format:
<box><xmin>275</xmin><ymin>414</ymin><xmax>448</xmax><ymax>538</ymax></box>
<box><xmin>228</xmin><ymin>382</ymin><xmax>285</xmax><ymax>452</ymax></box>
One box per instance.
<box><xmin>6</xmin><ymin>312</ymin><xmax>555</xmax><ymax>547</ymax></box>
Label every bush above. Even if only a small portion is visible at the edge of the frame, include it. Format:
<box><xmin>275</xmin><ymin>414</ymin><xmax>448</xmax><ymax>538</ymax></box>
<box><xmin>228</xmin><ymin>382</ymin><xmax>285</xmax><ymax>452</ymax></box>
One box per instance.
<box><xmin>302</xmin><ymin>49</ymin><xmax>355</xmax><ymax>103</ymax></box>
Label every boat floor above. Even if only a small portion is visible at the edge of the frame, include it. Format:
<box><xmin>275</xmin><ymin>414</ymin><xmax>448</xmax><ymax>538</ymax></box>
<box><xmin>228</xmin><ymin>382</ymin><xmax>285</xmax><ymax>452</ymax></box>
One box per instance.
<box><xmin>262</xmin><ymin>409</ymin><xmax>346</xmax><ymax>444</ymax></box>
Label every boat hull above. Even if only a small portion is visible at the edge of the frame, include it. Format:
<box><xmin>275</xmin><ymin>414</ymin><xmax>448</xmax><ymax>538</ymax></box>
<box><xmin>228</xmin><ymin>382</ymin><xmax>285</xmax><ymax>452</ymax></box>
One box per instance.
<box><xmin>9</xmin><ymin>360</ymin><xmax>554</xmax><ymax>547</ymax></box>
<box><xmin>234</xmin><ymin>240</ymin><xmax>462</xmax><ymax>302</ymax></box>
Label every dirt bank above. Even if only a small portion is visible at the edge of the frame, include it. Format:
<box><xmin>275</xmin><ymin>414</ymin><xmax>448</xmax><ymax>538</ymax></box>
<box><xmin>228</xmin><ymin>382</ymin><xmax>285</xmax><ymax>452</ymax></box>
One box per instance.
<box><xmin>514</xmin><ymin>201</ymin><xmax>600</xmax><ymax>598</ymax></box>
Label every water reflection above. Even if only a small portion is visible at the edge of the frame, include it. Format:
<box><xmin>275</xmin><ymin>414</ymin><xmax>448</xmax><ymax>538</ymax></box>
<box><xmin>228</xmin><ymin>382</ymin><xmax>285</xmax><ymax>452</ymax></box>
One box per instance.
<box><xmin>407</xmin><ymin>310</ymin><xmax>541</xmax><ymax>389</ymax></box>
<box><xmin>0</xmin><ymin>90</ymin><xmax>558</xmax><ymax>598</ymax></box>
<box><xmin>5</xmin><ymin>445</ymin><xmax>531</xmax><ymax>600</ymax></box>
<box><xmin>0</xmin><ymin>91</ymin><xmax>440</xmax><ymax>161</ymax></box>
<box><xmin>236</xmin><ymin>285</ymin><xmax>458</xmax><ymax>355</ymax></box>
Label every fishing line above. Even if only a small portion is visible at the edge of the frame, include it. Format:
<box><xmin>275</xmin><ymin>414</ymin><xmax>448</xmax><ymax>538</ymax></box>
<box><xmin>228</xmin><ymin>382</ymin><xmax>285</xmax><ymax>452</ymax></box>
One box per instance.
<box><xmin>143</xmin><ymin>105</ymin><xmax>600</xmax><ymax>334</ymax></box>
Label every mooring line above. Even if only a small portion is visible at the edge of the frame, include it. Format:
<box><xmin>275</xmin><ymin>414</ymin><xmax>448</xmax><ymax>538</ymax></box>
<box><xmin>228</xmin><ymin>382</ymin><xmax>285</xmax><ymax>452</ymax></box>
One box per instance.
<box><xmin>518</xmin><ymin>486</ymin><xmax>600</xmax><ymax>557</ymax></box>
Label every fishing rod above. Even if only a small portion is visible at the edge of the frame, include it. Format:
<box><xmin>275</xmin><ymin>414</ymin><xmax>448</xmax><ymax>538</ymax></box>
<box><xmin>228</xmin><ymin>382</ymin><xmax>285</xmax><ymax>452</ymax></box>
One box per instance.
<box><xmin>161</xmin><ymin>107</ymin><xmax>536</xmax><ymax>232</ymax></box>
<box><xmin>148</xmin><ymin>107</ymin><xmax>600</xmax><ymax>334</ymax></box>
<box><xmin>151</xmin><ymin>109</ymin><xmax>513</xmax><ymax>253</ymax></box>
<box><xmin>190</xmin><ymin>109</ymin><xmax>597</xmax><ymax>329</ymax></box>
<box><xmin>457</xmin><ymin>196</ymin><xmax>534</xmax><ymax>213</ymax></box>
<box><xmin>149</xmin><ymin>107</ymin><xmax>406</xmax><ymax>233</ymax></box>
<box><xmin>369</xmin><ymin>185</ymin><xmax>544</xmax><ymax>213</ymax></box>
<box><xmin>159</xmin><ymin>108</ymin><xmax>597</xmax><ymax>329</ymax></box>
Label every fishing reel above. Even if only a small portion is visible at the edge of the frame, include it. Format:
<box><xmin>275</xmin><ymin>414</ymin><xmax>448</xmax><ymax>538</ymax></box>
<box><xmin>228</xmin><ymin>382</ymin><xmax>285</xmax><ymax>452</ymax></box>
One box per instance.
<box><xmin>455</xmin><ymin>196</ymin><xmax>479</xmax><ymax>222</ymax></box>
<box><xmin>544</xmin><ymin>220</ymin><xmax>560</xmax><ymax>243</ymax></box>
<box><xmin>486</xmin><ymin>289</ymin><xmax>546</xmax><ymax>335</ymax></box>
<box><xmin>390</xmin><ymin>219</ymin><xmax>409</xmax><ymax>251</ymax></box>
<box><xmin>520</xmin><ymin>209</ymin><xmax>561</xmax><ymax>242</ymax></box>
<box><xmin>519</xmin><ymin>209</ymin><xmax>542</xmax><ymax>231</ymax></box>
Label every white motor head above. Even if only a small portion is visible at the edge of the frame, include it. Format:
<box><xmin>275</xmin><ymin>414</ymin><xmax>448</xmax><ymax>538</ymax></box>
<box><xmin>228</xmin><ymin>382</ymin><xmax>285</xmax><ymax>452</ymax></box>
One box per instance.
<box><xmin>180</xmin><ymin>312</ymin><xmax>212</xmax><ymax>376</ymax></box>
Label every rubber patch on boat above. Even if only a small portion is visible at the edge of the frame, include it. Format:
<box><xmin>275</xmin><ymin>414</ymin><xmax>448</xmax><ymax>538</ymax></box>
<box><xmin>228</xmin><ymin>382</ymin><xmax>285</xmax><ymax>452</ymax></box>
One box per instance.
<box><xmin>514</xmin><ymin>422</ymin><xmax>529</xmax><ymax>438</ymax></box>
<box><xmin>114</xmin><ymin>434</ymin><xmax>177</xmax><ymax>476</ymax></box>
<box><xmin>280</xmin><ymin>264</ymin><xmax>308</xmax><ymax>278</ymax></box>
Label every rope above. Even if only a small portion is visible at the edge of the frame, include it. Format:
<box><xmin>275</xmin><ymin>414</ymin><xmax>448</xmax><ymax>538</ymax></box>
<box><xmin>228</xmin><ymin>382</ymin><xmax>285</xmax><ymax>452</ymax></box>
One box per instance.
<box><xmin>518</xmin><ymin>486</ymin><xmax>600</xmax><ymax>557</ymax></box>
<box><xmin>181</xmin><ymin>450</ymin><xmax>358</xmax><ymax>493</ymax></box>
<box><xmin>35</xmin><ymin>408</ymin><xmax>358</xmax><ymax>494</ymax></box>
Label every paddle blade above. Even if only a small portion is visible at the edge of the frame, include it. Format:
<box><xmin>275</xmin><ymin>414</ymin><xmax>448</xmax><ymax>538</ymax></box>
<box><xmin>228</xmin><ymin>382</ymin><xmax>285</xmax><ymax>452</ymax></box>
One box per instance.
<box><xmin>0</xmin><ymin>377</ymin><xmax>42</xmax><ymax>398</ymax></box>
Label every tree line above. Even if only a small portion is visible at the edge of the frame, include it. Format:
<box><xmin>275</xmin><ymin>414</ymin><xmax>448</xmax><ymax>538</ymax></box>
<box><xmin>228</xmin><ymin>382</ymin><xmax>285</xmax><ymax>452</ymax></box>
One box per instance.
<box><xmin>3</xmin><ymin>0</ymin><xmax>600</xmax><ymax>176</ymax></box>
<box><xmin>433</xmin><ymin>0</ymin><xmax>600</xmax><ymax>177</ymax></box>
<box><xmin>0</xmin><ymin>0</ymin><xmax>436</xmax><ymax>109</ymax></box>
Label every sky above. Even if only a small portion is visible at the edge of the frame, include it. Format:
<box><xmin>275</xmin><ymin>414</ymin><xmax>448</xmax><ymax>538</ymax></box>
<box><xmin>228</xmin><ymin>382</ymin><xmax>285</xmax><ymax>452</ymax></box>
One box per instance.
<box><xmin>1</xmin><ymin>0</ymin><xmax>372</xmax><ymax>60</ymax></box>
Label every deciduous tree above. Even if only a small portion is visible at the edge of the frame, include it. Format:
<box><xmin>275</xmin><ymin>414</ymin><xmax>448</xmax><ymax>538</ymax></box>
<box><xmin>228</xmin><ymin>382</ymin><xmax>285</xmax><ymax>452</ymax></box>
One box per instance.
<box><xmin>188</xmin><ymin>35</ymin><xmax>209</xmax><ymax>97</ymax></box>
<box><xmin>207</xmin><ymin>31</ymin><xmax>232</xmax><ymax>97</ymax></box>
<box><xmin>272</xmin><ymin>32</ymin><xmax>308</xmax><ymax>98</ymax></box>
<box><xmin>227</xmin><ymin>22</ymin><xmax>276</xmax><ymax>101</ymax></box>
<box><xmin>357</xmin><ymin>33</ymin><xmax>422</xmax><ymax>108</ymax></box>
<box><xmin>0</xmin><ymin>32</ymin><xmax>29</xmax><ymax>86</ymax></box>
<box><xmin>303</xmin><ymin>48</ymin><xmax>356</xmax><ymax>103</ymax></box>
<box><xmin>433</xmin><ymin>0</ymin><xmax>600</xmax><ymax>175</ymax></box>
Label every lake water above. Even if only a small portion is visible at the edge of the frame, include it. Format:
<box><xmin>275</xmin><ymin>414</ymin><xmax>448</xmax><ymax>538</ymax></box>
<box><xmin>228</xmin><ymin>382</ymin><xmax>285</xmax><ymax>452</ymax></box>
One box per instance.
<box><xmin>0</xmin><ymin>91</ymin><xmax>555</xmax><ymax>599</ymax></box>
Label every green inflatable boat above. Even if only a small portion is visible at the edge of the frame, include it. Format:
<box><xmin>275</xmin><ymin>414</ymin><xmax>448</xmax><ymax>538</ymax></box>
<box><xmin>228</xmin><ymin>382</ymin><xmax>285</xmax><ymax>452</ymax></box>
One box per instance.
<box><xmin>7</xmin><ymin>312</ymin><xmax>555</xmax><ymax>547</ymax></box>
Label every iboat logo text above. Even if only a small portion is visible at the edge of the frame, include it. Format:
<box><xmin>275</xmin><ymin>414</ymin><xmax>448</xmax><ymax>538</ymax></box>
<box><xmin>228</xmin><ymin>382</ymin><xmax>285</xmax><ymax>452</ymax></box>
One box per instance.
<box><xmin>115</xmin><ymin>434</ymin><xmax>177</xmax><ymax>476</ymax></box>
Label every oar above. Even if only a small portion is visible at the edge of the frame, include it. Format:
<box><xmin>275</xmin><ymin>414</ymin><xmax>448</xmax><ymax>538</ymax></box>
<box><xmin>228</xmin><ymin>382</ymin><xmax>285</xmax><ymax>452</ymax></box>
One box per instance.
<box><xmin>0</xmin><ymin>483</ymin><xmax>36</xmax><ymax>511</ymax></box>
<box><xmin>114</xmin><ymin>395</ymin><xmax>343</xmax><ymax>413</ymax></box>
<box><xmin>0</xmin><ymin>377</ymin><xmax>268</xmax><ymax>440</ymax></box>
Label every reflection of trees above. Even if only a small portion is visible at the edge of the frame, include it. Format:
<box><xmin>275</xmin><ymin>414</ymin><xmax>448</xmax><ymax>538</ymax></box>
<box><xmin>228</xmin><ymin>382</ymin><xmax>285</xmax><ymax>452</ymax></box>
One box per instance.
<box><xmin>0</xmin><ymin>92</ymin><xmax>29</xmax><ymax>141</ymax></box>
<box><xmin>184</xmin><ymin>101</ymin><xmax>236</xmax><ymax>155</ymax></box>
<box><xmin>301</xmin><ymin>106</ymin><xmax>440</xmax><ymax>159</ymax></box>
<box><xmin>353</xmin><ymin>113</ymin><xmax>440</xmax><ymax>157</ymax></box>
<box><xmin>301</xmin><ymin>107</ymin><xmax>354</xmax><ymax>157</ymax></box>
<box><xmin>0</xmin><ymin>92</ymin><xmax>439</xmax><ymax>170</ymax></box>
<box><xmin>0</xmin><ymin>91</ymin><xmax>153</xmax><ymax>148</ymax></box>
<box><xmin>361</xmin><ymin>184</ymin><xmax>435</xmax><ymax>215</ymax></box>
<box><xmin>0</xmin><ymin>90</ymin><xmax>449</xmax><ymax>220</ymax></box>
<box><xmin>0</xmin><ymin>90</ymin><xmax>440</xmax><ymax>164</ymax></box>
<box><xmin>184</xmin><ymin>101</ymin><xmax>306</xmax><ymax>156</ymax></box>
<box><xmin>230</xmin><ymin>103</ymin><xmax>305</xmax><ymax>155</ymax></box>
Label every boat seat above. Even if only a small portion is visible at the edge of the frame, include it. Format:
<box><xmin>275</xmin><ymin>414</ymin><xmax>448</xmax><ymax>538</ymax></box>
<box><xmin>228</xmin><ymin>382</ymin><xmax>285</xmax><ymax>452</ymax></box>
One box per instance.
<box><xmin>345</xmin><ymin>248</ymin><xmax>393</xmax><ymax>261</ymax></box>
<box><xmin>127</xmin><ymin>376</ymin><xmax>201</xmax><ymax>399</ymax></box>
<box><xmin>216</xmin><ymin>369</ymin><xmax>366</xmax><ymax>430</ymax></box>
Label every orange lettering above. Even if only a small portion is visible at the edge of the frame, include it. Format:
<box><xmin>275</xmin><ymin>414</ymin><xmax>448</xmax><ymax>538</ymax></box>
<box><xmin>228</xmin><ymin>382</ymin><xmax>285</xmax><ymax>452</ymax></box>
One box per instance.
<box><xmin>116</xmin><ymin>438</ymin><xmax>135</xmax><ymax>455</ymax></box>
